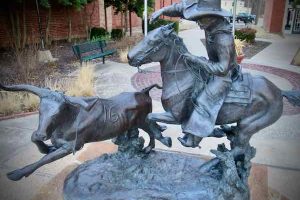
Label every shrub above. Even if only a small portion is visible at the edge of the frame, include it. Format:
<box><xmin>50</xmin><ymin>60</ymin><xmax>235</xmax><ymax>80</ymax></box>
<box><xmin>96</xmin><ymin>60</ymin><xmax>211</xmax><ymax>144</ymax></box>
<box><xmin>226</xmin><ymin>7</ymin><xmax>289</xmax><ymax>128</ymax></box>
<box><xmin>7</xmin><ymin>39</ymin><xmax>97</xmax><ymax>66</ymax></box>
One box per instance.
<box><xmin>234</xmin><ymin>38</ymin><xmax>245</xmax><ymax>56</ymax></box>
<box><xmin>0</xmin><ymin>92</ymin><xmax>39</xmax><ymax>115</ymax></box>
<box><xmin>235</xmin><ymin>28</ymin><xmax>257</xmax><ymax>43</ymax></box>
<box><xmin>119</xmin><ymin>48</ymin><xmax>129</xmax><ymax>63</ymax></box>
<box><xmin>45</xmin><ymin>64</ymin><xmax>95</xmax><ymax>97</ymax></box>
<box><xmin>90</xmin><ymin>27</ymin><xmax>109</xmax><ymax>40</ymax></box>
<box><xmin>67</xmin><ymin>65</ymin><xmax>95</xmax><ymax>97</ymax></box>
<box><xmin>143</xmin><ymin>19</ymin><xmax>179</xmax><ymax>33</ymax></box>
<box><xmin>111</xmin><ymin>29</ymin><xmax>124</xmax><ymax>40</ymax></box>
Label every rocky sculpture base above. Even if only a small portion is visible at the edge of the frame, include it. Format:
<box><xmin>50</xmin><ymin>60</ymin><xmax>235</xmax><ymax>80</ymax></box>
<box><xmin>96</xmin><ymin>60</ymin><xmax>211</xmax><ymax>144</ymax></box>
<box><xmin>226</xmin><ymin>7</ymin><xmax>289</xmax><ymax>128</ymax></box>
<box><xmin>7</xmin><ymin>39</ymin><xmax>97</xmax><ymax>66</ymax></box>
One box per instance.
<box><xmin>64</xmin><ymin>135</ymin><xmax>255</xmax><ymax>200</ymax></box>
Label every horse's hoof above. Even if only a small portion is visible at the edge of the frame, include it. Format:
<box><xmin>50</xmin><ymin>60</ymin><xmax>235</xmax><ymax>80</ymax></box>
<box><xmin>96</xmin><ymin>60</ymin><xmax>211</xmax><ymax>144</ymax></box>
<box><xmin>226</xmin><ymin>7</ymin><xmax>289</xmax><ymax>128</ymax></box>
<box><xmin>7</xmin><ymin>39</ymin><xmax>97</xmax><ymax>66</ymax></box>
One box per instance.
<box><xmin>177</xmin><ymin>137</ymin><xmax>190</xmax><ymax>147</ymax></box>
<box><xmin>7</xmin><ymin>169</ymin><xmax>24</xmax><ymax>181</ymax></box>
<box><xmin>162</xmin><ymin>137</ymin><xmax>172</xmax><ymax>147</ymax></box>
<box><xmin>143</xmin><ymin>146</ymin><xmax>153</xmax><ymax>154</ymax></box>
<box><xmin>211</xmin><ymin>128</ymin><xmax>226</xmax><ymax>138</ymax></box>
<box><xmin>48</xmin><ymin>145</ymin><xmax>57</xmax><ymax>153</ymax></box>
<box><xmin>158</xmin><ymin>124</ymin><xmax>167</xmax><ymax>132</ymax></box>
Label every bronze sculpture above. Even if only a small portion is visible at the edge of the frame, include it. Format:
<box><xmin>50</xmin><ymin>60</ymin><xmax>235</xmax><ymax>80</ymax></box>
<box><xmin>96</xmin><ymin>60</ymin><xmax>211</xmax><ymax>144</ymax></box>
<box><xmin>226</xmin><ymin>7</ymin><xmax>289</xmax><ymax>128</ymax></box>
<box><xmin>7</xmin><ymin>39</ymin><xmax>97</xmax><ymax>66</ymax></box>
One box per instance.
<box><xmin>150</xmin><ymin>0</ymin><xmax>238</xmax><ymax>148</ymax></box>
<box><xmin>127</xmin><ymin>23</ymin><xmax>300</xmax><ymax>159</ymax></box>
<box><xmin>0</xmin><ymin>83</ymin><xmax>170</xmax><ymax>181</ymax></box>
<box><xmin>3</xmin><ymin>0</ymin><xmax>300</xmax><ymax>199</ymax></box>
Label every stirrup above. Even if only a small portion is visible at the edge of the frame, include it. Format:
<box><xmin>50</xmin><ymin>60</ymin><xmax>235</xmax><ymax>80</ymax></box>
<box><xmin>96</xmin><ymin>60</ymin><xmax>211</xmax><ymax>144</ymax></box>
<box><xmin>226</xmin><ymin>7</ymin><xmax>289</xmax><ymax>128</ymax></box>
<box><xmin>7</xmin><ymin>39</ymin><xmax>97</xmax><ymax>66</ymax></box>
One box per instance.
<box><xmin>177</xmin><ymin>136</ymin><xmax>200</xmax><ymax>148</ymax></box>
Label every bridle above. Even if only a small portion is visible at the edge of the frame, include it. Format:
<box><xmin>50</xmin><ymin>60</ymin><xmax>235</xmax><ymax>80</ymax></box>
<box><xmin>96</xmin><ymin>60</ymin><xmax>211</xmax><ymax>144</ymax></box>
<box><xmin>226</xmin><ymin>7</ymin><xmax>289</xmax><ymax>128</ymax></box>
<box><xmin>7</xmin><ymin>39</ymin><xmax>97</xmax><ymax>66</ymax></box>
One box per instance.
<box><xmin>135</xmin><ymin>41</ymin><xmax>166</xmax><ymax>71</ymax></box>
<box><xmin>136</xmin><ymin>31</ymin><xmax>207</xmax><ymax>94</ymax></box>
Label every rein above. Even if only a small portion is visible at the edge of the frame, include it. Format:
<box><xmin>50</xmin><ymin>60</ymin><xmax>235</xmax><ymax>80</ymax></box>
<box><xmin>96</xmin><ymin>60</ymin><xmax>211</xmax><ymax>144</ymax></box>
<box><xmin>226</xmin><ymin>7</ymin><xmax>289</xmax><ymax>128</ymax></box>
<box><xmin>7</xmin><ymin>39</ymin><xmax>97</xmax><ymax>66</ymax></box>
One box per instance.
<box><xmin>138</xmin><ymin>35</ymin><xmax>206</xmax><ymax>95</ymax></box>
<box><xmin>167</xmin><ymin>37</ymin><xmax>206</xmax><ymax>94</ymax></box>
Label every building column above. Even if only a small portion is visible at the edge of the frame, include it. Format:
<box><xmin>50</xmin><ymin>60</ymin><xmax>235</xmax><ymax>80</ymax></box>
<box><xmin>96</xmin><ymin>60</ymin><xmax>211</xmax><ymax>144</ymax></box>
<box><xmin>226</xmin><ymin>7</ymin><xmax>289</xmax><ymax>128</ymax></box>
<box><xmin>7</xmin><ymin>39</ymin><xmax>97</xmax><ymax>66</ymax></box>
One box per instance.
<box><xmin>99</xmin><ymin>0</ymin><xmax>105</xmax><ymax>28</ymax></box>
<box><xmin>106</xmin><ymin>6</ymin><xmax>112</xmax><ymax>32</ymax></box>
<box><xmin>263</xmin><ymin>0</ymin><xmax>286</xmax><ymax>33</ymax></box>
<box><xmin>98</xmin><ymin>0</ymin><xmax>112</xmax><ymax>31</ymax></box>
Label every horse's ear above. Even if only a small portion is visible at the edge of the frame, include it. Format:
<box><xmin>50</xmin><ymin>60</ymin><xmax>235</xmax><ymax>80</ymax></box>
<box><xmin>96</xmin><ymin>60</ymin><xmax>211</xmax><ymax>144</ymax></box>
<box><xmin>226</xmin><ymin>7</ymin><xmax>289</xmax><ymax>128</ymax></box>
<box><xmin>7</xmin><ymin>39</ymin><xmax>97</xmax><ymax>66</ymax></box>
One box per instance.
<box><xmin>162</xmin><ymin>23</ymin><xmax>175</xmax><ymax>36</ymax></box>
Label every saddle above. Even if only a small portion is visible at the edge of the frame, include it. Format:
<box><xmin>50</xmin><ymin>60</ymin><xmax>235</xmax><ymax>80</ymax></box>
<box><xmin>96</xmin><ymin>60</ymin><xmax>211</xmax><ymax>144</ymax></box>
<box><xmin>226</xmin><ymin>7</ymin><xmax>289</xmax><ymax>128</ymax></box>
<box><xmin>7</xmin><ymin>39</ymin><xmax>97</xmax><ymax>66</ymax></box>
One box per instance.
<box><xmin>224</xmin><ymin>73</ymin><xmax>252</xmax><ymax>105</ymax></box>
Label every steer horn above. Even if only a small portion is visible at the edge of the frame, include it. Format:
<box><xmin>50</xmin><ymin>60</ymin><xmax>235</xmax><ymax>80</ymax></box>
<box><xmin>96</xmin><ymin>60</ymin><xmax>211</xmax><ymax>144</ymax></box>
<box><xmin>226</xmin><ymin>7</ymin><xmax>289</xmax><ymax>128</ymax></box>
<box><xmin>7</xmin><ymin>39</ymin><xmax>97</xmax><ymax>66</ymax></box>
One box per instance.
<box><xmin>0</xmin><ymin>83</ymin><xmax>49</xmax><ymax>97</ymax></box>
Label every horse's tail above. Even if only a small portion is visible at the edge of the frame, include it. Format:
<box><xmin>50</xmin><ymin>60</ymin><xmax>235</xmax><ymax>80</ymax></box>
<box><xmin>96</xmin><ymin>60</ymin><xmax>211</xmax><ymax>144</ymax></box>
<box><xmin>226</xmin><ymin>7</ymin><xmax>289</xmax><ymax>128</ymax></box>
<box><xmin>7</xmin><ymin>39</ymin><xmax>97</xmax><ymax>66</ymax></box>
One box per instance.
<box><xmin>282</xmin><ymin>90</ymin><xmax>300</xmax><ymax>107</ymax></box>
<box><xmin>141</xmin><ymin>84</ymin><xmax>162</xmax><ymax>96</ymax></box>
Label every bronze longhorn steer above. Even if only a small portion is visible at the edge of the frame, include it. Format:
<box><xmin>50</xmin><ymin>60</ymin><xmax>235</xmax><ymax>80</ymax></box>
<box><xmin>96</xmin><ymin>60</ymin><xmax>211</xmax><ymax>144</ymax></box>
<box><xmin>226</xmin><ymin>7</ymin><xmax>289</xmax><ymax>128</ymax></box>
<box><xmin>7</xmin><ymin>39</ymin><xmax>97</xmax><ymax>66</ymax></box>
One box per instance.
<box><xmin>0</xmin><ymin>83</ymin><xmax>171</xmax><ymax>181</ymax></box>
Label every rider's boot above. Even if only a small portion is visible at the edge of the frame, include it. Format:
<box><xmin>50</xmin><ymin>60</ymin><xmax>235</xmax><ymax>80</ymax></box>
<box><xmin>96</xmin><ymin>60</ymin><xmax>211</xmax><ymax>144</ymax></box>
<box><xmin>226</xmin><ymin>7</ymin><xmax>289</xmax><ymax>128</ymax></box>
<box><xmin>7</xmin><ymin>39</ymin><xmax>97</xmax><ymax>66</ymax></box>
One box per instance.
<box><xmin>178</xmin><ymin>133</ymin><xmax>202</xmax><ymax>148</ymax></box>
<box><xmin>177</xmin><ymin>133</ymin><xmax>190</xmax><ymax>146</ymax></box>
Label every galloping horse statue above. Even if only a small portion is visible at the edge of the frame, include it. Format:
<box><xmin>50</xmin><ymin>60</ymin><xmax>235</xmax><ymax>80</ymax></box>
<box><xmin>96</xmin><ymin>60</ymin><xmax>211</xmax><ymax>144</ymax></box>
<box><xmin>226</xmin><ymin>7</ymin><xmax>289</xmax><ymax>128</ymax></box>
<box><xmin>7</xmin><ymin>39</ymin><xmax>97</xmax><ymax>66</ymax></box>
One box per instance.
<box><xmin>127</xmin><ymin>24</ymin><xmax>300</xmax><ymax>156</ymax></box>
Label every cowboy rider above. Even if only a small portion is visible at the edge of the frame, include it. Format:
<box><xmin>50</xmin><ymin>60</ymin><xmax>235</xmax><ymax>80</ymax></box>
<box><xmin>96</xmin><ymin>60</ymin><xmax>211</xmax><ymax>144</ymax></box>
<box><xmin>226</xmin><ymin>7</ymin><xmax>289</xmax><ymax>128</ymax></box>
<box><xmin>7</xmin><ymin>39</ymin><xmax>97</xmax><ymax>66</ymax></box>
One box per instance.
<box><xmin>150</xmin><ymin>0</ymin><xmax>239</xmax><ymax>147</ymax></box>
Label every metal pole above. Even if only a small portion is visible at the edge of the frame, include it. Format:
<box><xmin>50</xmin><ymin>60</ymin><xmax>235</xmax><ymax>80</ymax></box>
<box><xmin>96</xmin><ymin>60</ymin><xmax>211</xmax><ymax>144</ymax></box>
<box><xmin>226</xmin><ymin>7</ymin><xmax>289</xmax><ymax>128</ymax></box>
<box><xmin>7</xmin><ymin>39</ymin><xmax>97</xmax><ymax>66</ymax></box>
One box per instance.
<box><xmin>232</xmin><ymin>0</ymin><xmax>237</xmax><ymax>36</ymax></box>
<box><xmin>144</xmin><ymin>0</ymin><xmax>148</xmax><ymax>36</ymax></box>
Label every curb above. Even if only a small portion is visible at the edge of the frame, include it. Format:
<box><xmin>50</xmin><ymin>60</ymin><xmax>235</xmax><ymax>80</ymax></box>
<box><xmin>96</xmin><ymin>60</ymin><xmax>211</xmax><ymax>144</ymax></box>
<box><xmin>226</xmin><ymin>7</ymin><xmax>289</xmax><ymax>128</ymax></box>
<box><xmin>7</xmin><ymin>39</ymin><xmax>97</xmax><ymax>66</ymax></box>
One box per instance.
<box><xmin>0</xmin><ymin>111</ymin><xmax>38</xmax><ymax>121</ymax></box>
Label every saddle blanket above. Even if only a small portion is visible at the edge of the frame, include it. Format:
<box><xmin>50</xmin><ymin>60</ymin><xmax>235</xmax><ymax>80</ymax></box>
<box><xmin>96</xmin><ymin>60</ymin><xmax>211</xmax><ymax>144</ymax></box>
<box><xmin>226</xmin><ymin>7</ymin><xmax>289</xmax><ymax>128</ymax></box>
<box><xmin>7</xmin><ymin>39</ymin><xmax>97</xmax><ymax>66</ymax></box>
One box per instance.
<box><xmin>224</xmin><ymin>73</ymin><xmax>252</xmax><ymax>105</ymax></box>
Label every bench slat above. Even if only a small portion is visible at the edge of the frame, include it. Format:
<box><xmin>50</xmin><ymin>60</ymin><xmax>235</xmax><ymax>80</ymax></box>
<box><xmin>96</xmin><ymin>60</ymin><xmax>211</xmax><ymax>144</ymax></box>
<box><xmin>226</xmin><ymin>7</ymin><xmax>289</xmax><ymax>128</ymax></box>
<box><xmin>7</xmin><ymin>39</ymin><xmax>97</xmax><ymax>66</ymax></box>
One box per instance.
<box><xmin>72</xmin><ymin>40</ymin><xmax>116</xmax><ymax>65</ymax></box>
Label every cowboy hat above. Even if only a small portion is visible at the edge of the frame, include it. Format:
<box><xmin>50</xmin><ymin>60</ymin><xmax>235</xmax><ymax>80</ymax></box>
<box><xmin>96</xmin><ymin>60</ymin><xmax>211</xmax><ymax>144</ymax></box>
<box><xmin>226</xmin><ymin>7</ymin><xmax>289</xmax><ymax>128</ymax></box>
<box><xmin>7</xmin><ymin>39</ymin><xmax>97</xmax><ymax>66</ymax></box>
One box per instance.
<box><xmin>183</xmin><ymin>0</ymin><xmax>231</xmax><ymax>20</ymax></box>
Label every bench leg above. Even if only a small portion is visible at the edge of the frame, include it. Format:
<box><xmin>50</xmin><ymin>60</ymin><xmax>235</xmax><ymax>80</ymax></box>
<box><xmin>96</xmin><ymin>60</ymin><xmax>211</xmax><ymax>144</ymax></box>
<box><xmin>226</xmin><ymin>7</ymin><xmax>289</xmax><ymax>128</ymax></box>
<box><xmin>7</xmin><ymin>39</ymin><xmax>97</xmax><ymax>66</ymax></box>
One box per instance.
<box><xmin>102</xmin><ymin>57</ymin><xmax>105</xmax><ymax>64</ymax></box>
<box><xmin>80</xmin><ymin>60</ymin><xmax>82</xmax><ymax>67</ymax></box>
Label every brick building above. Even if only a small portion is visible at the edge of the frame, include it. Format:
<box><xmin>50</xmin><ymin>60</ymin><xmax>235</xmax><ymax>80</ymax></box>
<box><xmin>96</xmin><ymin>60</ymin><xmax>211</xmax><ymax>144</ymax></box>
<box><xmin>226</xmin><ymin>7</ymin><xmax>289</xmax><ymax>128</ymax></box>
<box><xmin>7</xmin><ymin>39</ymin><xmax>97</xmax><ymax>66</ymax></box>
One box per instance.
<box><xmin>0</xmin><ymin>0</ymin><xmax>142</xmax><ymax>48</ymax></box>
<box><xmin>264</xmin><ymin>0</ymin><xmax>300</xmax><ymax>34</ymax></box>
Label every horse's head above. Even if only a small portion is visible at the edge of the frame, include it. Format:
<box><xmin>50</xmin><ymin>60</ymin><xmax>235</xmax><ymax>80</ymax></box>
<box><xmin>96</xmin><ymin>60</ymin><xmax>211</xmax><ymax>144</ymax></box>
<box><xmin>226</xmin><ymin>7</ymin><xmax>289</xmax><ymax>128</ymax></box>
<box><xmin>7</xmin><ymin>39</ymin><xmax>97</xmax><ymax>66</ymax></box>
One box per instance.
<box><xmin>128</xmin><ymin>24</ymin><xmax>179</xmax><ymax>67</ymax></box>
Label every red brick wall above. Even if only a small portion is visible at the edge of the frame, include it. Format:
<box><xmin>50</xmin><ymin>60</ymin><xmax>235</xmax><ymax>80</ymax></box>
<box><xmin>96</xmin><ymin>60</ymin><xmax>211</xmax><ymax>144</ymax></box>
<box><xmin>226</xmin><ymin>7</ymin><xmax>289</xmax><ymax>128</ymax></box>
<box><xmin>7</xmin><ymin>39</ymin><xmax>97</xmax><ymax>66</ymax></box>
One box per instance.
<box><xmin>0</xmin><ymin>0</ymin><xmax>143</xmax><ymax>48</ymax></box>
<box><xmin>111</xmin><ymin>9</ymin><xmax>141</xmax><ymax>29</ymax></box>
<box><xmin>154</xmin><ymin>0</ymin><xmax>181</xmax><ymax>21</ymax></box>
<box><xmin>263</xmin><ymin>0</ymin><xmax>285</xmax><ymax>33</ymax></box>
<box><xmin>0</xmin><ymin>12</ymin><xmax>10</xmax><ymax>48</ymax></box>
<box><xmin>0</xmin><ymin>1</ymin><xmax>100</xmax><ymax>47</ymax></box>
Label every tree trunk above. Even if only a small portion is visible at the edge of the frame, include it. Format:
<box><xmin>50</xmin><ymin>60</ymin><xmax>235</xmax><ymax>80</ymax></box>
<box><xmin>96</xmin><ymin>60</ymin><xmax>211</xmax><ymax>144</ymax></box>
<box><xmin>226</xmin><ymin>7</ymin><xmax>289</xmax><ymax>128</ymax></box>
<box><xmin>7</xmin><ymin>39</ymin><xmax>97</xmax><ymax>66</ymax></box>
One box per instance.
<box><xmin>162</xmin><ymin>0</ymin><xmax>165</xmax><ymax>19</ymax></box>
<box><xmin>16</xmin><ymin>11</ymin><xmax>20</xmax><ymax>49</ymax></box>
<box><xmin>82</xmin><ymin>8</ymin><xmax>89</xmax><ymax>39</ymax></box>
<box><xmin>124</xmin><ymin>11</ymin><xmax>128</xmax><ymax>34</ymax></box>
<box><xmin>67</xmin><ymin>7</ymin><xmax>72</xmax><ymax>42</ymax></box>
<box><xmin>8</xmin><ymin>9</ymin><xmax>17</xmax><ymax>49</ymax></box>
<box><xmin>104</xmin><ymin>6</ymin><xmax>108</xmax><ymax>30</ymax></box>
<box><xmin>88</xmin><ymin>1</ymin><xmax>97</xmax><ymax>39</ymax></box>
<box><xmin>22</xmin><ymin>1</ymin><xmax>27</xmax><ymax>49</ymax></box>
<box><xmin>121</xmin><ymin>12</ymin><xmax>124</xmax><ymax>32</ymax></box>
<box><xmin>45</xmin><ymin>8</ymin><xmax>51</xmax><ymax>46</ymax></box>
<box><xmin>129</xmin><ymin>11</ymin><xmax>132</xmax><ymax>36</ymax></box>
<box><xmin>9</xmin><ymin>9</ymin><xmax>21</xmax><ymax>50</ymax></box>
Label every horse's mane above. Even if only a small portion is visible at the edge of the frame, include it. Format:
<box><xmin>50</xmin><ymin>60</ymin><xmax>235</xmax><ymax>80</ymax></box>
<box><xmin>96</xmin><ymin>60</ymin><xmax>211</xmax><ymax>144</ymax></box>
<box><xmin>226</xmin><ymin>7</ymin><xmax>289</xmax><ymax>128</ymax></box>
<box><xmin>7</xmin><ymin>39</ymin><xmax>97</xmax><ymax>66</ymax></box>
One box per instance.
<box><xmin>160</xmin><ymin>28</ymin><xmax>210</xmax><ymax>90</ymax></box>
<box><xmin>164</xmin><ymin>31</ymin><xmax>189</xmax><ymax>55</ymax></box>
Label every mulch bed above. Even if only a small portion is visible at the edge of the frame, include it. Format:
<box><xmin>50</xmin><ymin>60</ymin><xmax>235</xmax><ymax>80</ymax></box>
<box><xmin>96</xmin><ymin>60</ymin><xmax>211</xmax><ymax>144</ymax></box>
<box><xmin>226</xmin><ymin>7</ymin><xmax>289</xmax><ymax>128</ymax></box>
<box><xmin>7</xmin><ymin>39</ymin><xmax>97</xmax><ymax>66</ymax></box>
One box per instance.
<box><xmin>0</xmin><ymin>42</ymin><xmax>78</xmax><ymax>86</ymax></box>
<box><xmin>0</xmin><ymin>34</ymin><xmax>144</xmax><ymax>86</ymax></box>
<box><xmin>200</xmin><ymin>39</ymin><xmax>271</xmax><ymax>59</ymax></box>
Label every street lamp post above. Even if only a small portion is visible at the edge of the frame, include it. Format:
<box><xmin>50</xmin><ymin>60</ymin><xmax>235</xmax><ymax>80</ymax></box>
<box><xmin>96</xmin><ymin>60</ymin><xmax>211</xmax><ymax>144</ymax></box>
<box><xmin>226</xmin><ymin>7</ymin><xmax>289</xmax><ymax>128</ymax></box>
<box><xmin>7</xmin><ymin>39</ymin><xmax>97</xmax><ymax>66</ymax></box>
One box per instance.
<box><xmin>232</xmin><ymin>0</ymin><xmax>237</xmax><ymax>36</ymax></box>
<box><xmin>144</xmin><ymin>0</ymin><xmax>148</xmax><ymax>36</ymax></box>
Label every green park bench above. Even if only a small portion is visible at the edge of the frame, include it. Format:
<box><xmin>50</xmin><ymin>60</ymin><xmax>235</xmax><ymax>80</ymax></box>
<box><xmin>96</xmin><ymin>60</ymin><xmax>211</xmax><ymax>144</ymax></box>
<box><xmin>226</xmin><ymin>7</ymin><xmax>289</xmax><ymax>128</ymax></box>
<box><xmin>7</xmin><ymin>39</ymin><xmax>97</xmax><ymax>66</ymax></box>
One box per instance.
<box><xmin>72</xmin><ymin>40</ymin><xmax>116</xmax><ymax>65</ymax></box>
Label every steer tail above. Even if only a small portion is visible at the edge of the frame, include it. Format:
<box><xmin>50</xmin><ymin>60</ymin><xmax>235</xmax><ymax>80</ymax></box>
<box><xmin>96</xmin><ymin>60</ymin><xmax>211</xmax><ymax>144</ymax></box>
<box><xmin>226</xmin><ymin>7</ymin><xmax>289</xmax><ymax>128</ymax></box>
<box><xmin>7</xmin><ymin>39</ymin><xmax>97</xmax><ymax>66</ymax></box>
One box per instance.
<box><xmin>282</xmin><ymin>90</ymin><xmax>300</xmax><ymax>107</ymax></box>
<box><xmin>141</xmin><ymin>84</ymin><xmax>162</xmax><ymax>96</ymax></box>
